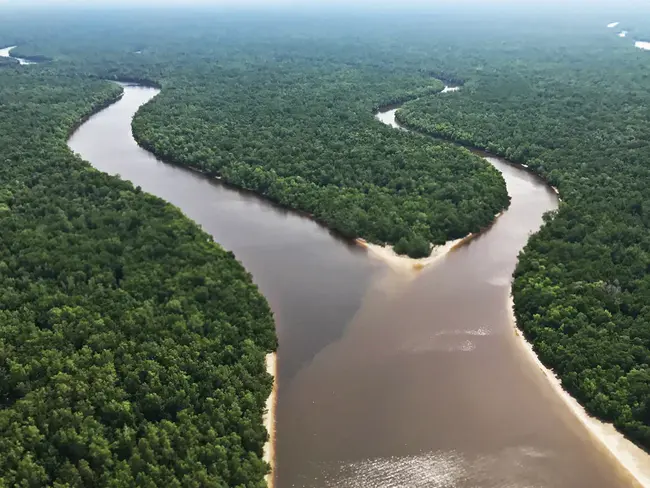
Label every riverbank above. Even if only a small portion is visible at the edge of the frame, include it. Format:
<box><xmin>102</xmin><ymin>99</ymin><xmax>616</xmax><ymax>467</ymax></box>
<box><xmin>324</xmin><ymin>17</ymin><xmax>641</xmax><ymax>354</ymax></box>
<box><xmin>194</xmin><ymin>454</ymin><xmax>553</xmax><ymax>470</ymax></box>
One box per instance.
<box><xmin>70</xmin><ymin>84</ymin><xmax>281</xmax><ymax>488</ymax></box>
<box><xmin>356</xmin><ymin>210</ymin><xmax>505</xmax><ymax>272</ymax></box>
<box><xmin>264</xmin><ymin>352</ymin><xmax>277</xmax><ymax>488</ymax></box>
<box><xmin>509</xmin><ymin>295</ymin><xmax>650</xmax><ymax>488</ymax></box>
<box><xmin>73</xmin><ymin>78</ymin><xmax>638</xmax><ymax>488</ymax></box>
<box><xmin>0</xmin><ymin>45</ymin><xmax>38</xmax><ymax>65</ymax></box>
<box><xmin>0</xmin><ymin>46</ymin><xmax>16</xmax><ymax>58</ymax></box>
<box><xmin>378</xmin><ymin>90</ymin><xmax>650</xmax><ymax>485</ymax></box>
<box><xmin>356</xmin><ymin>237</ymin><xmax>464</xmax><ymax>272</ymax></box>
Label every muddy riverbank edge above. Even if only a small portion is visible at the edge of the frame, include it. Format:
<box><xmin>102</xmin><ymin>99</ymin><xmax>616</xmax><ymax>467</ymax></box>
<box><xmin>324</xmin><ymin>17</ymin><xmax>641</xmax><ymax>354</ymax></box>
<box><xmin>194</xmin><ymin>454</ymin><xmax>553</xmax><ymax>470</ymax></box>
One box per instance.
<box><xmin>356</xmin><ymin>211</ymin><xmax>504</xmax><ymax>272</ymax></box>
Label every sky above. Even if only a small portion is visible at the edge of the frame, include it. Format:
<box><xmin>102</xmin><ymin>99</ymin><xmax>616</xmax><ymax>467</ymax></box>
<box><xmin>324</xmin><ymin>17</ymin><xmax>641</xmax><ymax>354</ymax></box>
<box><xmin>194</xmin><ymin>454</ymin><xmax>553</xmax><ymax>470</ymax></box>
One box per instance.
<box><xmin>0</xmin><ymin>0</ymin><xmax>640</xmax><ymax>5</ymax></box>
<box><xmin>0</xmin><ymin>0</ymin><xmax>484</xmax><ymax>5</ymax></box>
<box><xmin>0</xmin><ymin>0</ymin><xmax>646</xmax><ymax>15</ymax></box>
<box><xmin>2</xmin><ymin>0</ymin><xmax>473</xmax><ymax>3</ymax></box>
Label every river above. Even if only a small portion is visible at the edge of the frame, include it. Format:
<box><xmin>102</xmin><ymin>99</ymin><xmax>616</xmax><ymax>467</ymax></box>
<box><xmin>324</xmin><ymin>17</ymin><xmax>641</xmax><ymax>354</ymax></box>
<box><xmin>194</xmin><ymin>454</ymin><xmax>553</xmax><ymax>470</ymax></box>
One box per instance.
<box><xmin>68</xmin><ymin>83</ymin><xmax>641</xmax><ymax>487</ymax></box>
<box><xmin>0</xmin><ymin>46</ymin><xmax>36</xmax><ymax>65</ymax></box>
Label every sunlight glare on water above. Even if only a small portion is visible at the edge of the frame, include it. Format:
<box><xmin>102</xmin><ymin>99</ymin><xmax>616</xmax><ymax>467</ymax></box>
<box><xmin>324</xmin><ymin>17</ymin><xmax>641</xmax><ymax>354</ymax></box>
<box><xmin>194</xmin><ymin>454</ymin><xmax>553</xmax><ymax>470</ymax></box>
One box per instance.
<box><xmin>318</xmin><ymin>447</ymin><xmax>555</xmax><ymax>488</ymax></box>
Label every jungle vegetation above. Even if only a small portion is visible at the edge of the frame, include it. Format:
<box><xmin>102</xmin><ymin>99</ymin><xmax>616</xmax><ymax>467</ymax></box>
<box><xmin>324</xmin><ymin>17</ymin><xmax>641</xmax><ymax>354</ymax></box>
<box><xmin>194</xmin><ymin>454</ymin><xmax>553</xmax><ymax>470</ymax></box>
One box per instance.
<box><xmin>0</xmin><ymin>46</ymin><xmax>275</xmax><ymax>488</ymax></box>
<box><xmin>393</xmin><ymin>7</ymin><xmax>650</xmax><ymax>449</ymax></box>
<box><xmin>4</xmin><ymin>8</ymin><xmax>514</xmax><ymax>259</ymax></box>
<box><xmin>1</xmin><ymin>2</ymin><xmax>650</xmax><ymax>485</ymax></box>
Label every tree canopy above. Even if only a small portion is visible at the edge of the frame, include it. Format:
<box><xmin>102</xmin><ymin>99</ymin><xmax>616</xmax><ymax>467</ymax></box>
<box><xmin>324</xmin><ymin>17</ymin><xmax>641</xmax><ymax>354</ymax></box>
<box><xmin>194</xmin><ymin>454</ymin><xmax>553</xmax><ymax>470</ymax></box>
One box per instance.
<box><xmin>0</xmin><ymin>50</ymin><xmax>275</xmax><ymax>488</ymax></box>
<box><xmin>2</xmin><ymin>3</ymin><xmax>650</xmax><ymax>484</ymax></box>
<box><xmin>394</xmin><ymin>9</ymin><xmax>650</xmax><ymax>449</ymax></box>
<box><xmin>3</xmin><ymin>8</ymin><xmax>512</xmax><ymax>258</ymax></box>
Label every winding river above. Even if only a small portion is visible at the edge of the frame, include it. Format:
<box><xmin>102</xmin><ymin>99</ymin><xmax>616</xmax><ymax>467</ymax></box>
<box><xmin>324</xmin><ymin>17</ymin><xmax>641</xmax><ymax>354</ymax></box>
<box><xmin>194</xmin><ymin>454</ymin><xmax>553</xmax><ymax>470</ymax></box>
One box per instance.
<box><xmin>0</xmin><ymin>46</ymin><xmax>36</xmax><ymax>65</ymax></box>
<box><xmin>68</xmin><ymin>83</ymin><xmax>642</xmax><ymax>487</ymax></box>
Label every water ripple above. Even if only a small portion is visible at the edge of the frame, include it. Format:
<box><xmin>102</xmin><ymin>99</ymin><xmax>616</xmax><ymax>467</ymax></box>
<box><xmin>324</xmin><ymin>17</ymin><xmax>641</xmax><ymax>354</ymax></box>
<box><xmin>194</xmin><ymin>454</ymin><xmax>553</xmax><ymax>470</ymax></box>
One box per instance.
<box><xmin>315</xmin><ymin>447</ymin><xmax>552</xmax><ymax>488</ymax></box>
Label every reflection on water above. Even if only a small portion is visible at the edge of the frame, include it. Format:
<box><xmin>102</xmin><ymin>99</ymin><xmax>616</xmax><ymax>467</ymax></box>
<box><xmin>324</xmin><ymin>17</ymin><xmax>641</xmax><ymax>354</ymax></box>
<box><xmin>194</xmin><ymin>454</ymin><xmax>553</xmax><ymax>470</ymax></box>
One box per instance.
<box><xmin>635</xmin><ymin>41</ymin><xmax>650</xmax><ymax>50</ymax></box>
<box><xmin>318</xmin><ymin>446</ymin><xmax>557</xmax><ymax>488</ymax></box>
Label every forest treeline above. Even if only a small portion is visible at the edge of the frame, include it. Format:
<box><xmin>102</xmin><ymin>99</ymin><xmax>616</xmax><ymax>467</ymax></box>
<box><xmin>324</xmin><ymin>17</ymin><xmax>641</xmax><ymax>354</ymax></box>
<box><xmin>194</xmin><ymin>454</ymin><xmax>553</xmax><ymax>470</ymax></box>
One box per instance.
<box><xmin>3</xmin><ymin>11</ymin><xmax>513</xmax><ymax>259</ymax></box>
<box><xmin>396</xmin><ymin>31</ymin><xmax>650</xmax><ymax>446</ymax></box>
<box><xmin>2</xmin><ymin>3</ymin><xmax>650</xmax><ymax>483</ymax></box>
<box><xmin>0</xmin><ymin>66</ymin><xmax>276</xmax><ymax>485</ymax></box>
<box><xmin>130</xmin><ymin>71</ymin><xmax>509</xmax><ymax>258</ymax></box>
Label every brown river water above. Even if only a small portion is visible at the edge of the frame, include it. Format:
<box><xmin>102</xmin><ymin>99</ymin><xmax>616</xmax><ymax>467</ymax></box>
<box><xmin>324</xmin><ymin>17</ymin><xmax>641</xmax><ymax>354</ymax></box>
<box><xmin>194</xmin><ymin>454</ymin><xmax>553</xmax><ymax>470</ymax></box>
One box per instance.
<box><xmin>68</xmin><ymin>84</ymin><xmax>639</xmax><ymax>488</ymax></box>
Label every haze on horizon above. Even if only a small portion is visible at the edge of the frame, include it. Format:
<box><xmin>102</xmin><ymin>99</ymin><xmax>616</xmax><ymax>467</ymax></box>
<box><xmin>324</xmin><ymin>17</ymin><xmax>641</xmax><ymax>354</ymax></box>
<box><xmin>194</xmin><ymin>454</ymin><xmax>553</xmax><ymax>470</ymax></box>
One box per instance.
<box><xmin>1</xmin><ymin>0</ymin><xmax>647</xmax><ymax>22</ymax></box>
<box><xmin>0</xmin><ymin>0</ymin><xmax>646</xmax><ymax>8</ymax></box>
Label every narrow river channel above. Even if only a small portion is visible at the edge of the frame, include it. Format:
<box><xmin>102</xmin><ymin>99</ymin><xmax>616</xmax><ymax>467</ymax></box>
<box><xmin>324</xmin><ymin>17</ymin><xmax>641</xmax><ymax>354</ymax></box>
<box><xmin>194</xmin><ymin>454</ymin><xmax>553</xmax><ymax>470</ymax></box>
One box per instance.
<box><xmin>68</xmin><ymin>83</ymin><xmax>640</xmax><ymax>487</ymax></box>
<box><xmin>0</xmin><ymin>46</ymin><xmax>36</xmax><ymax>65</ymax></box>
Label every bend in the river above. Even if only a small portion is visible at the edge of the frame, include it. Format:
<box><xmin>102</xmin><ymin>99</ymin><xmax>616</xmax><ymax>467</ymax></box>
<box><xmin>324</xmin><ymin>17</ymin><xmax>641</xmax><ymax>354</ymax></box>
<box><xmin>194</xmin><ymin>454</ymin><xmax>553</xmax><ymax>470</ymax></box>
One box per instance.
<box><xmin>67</xmin><ymin>81</ymin><xmax>646</xmax><ymax>488</ymax></box>
<box><xmin>374</xmin><ymin>87</ymin><xmax>650</xmax><ymax>488</ymax></box>
<box><xmin>0</xmin><ymin>45</ymin><xmax>37</xmax><ymax>65</ymax></box>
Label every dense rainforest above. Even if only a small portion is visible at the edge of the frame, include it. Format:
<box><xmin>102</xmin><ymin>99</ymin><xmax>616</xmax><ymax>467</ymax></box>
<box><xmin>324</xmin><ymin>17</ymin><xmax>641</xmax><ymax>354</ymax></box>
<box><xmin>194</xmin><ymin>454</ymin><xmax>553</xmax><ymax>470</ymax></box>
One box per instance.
<box><xmin>4</xmin><ymin>9</ymin><xmax>512</xmax><ymax>259</ymax></box>
<box><xmin>131</xmin><ymin>69</ymin><xmax>509</xmax><ymax>258</ymax></box>
<box><xmin>0</xmin><ymin>49</ymin><xmax>275</xmax><ymax>486</ymax></box>
<box><xmin>392</xmin><ymin>18</ymin><xmax>650</xmax><ymax>446</ymax></box>
<box><xmin>3</xmin><ymin>2</ymin><xmax>650</xmax><ymax>484</ymax></box>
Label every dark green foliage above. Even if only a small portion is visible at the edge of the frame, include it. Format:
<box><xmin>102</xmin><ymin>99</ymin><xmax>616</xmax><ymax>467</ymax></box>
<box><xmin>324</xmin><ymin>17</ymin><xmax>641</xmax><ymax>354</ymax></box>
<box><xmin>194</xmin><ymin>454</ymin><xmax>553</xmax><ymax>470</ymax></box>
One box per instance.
<box><xmin>128</xmin><ymin>62</ymin><xmax>508</xmax><ymax>254</ymax></box>
<box><xmin>0</xmin><ymin>64</ymin><xmax>275</xmax><ymax>486</ymax></box>
<box><xmin>0</xmin><ymin>57</ymin><xmax>18</xmax><ymax>67</ymax></box>
<box><xmin>392</xmin><ymin>10</ymin><xmax>650</xmax><ymax>450</ymax></box>
<box><xmin>2</xmin><ymin>1</ymin><xmax>650</xmax><ymax>481</ymax></box>
<box><xmin>1</xmin><ymin>9</ymin><xmax>510</xmax><ymax>256</ymax></box>
<box><xmin>394</xmin><ymin>234</ymin><xmax>431</xmax><ymax>259</ymax></box>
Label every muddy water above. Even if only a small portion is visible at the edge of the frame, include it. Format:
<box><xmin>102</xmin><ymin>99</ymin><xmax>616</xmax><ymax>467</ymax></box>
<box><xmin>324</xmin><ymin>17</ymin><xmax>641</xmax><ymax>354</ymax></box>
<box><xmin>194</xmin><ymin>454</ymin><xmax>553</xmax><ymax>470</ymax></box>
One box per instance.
<box><xmin>67</xmin><ymin>83</ymin><xmax>379</xmax><ymax>391</ymax></box>
<box><xmin>69</xmin><ymin>83</ymin><xmax>637</xmax><ymax>487</ymax></box>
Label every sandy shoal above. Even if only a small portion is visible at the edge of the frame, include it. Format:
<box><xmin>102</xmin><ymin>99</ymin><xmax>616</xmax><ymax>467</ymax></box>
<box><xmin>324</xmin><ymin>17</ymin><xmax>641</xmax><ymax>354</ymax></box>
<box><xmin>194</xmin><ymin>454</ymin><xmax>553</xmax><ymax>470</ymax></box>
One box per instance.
<box><xmin>264</xmin><ymin>352</ymin><xmax>277</xmax><ymax>488</ymax></box>
<box><xmin>356</xmin><ymin>237</ymin><xmax>466</xmax><ymax>273</ymax></box>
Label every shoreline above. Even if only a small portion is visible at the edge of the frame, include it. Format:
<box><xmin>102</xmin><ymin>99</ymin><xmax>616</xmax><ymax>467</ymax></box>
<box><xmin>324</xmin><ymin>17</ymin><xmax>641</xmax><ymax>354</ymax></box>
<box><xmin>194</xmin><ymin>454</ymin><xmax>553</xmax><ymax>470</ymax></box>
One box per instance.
<box><xmin>378</xmin><ymin>86</ymin><xmax>650</xmax><ymax>485</ymax></box>
<box><xmin>356</xmin><ymin>236</ymin><xmax>466</xmax><ymax>272</ymax></box>
<box><xmin>71</xmin><ymin>78</ymin><xmax>644</xmax><ymax>486</ymax></box>
<box><xmin>71</xmin><ymin>81</ymin><xmax>280</xmax><ymax>488</ymax></box>
<box><xmin>264</xmin><ymin>352</ymin><xmax>277</xmax><ymax>488</ymax></box>
<box><xmin>0</xmin><ymin>45</ymin><xmax>38</xmax><ymax>65</ymax></box>
<box><xmin>508</xmin><ymin>295</ymin><xmax>650</xmax><ymax>488</ymax></box>
<box><xmin>356</xmin><ymin>211</ymin><xmax>504</xmax><ymax>272</ymax></box>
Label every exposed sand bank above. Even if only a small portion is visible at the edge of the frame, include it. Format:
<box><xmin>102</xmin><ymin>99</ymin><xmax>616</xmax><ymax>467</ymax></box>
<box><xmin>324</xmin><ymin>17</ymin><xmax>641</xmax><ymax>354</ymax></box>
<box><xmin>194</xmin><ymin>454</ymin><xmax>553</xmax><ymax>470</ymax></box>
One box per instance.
<box><xmin>371</xmin><ymin>88</ymin><xmax>504</xmax><ymax>274</ymax></box>
<box><xmin>357</xmin><ymin>237</ymin><xmax>466</xmax><ymax>272</ymax></box>
<box><xmin>356</xmin><ymin>210</ymin><xmax>505</xmax><ymax>272</ymax></box>
<box><xmin>508</xmin><ymin>295</ymin><xmax>650</xmax><ymax>488</ymax></box>
<box><xmin>264</xmin><ymin>352</ymin><xmax>277</xmax><ymax>488</ymax></box>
